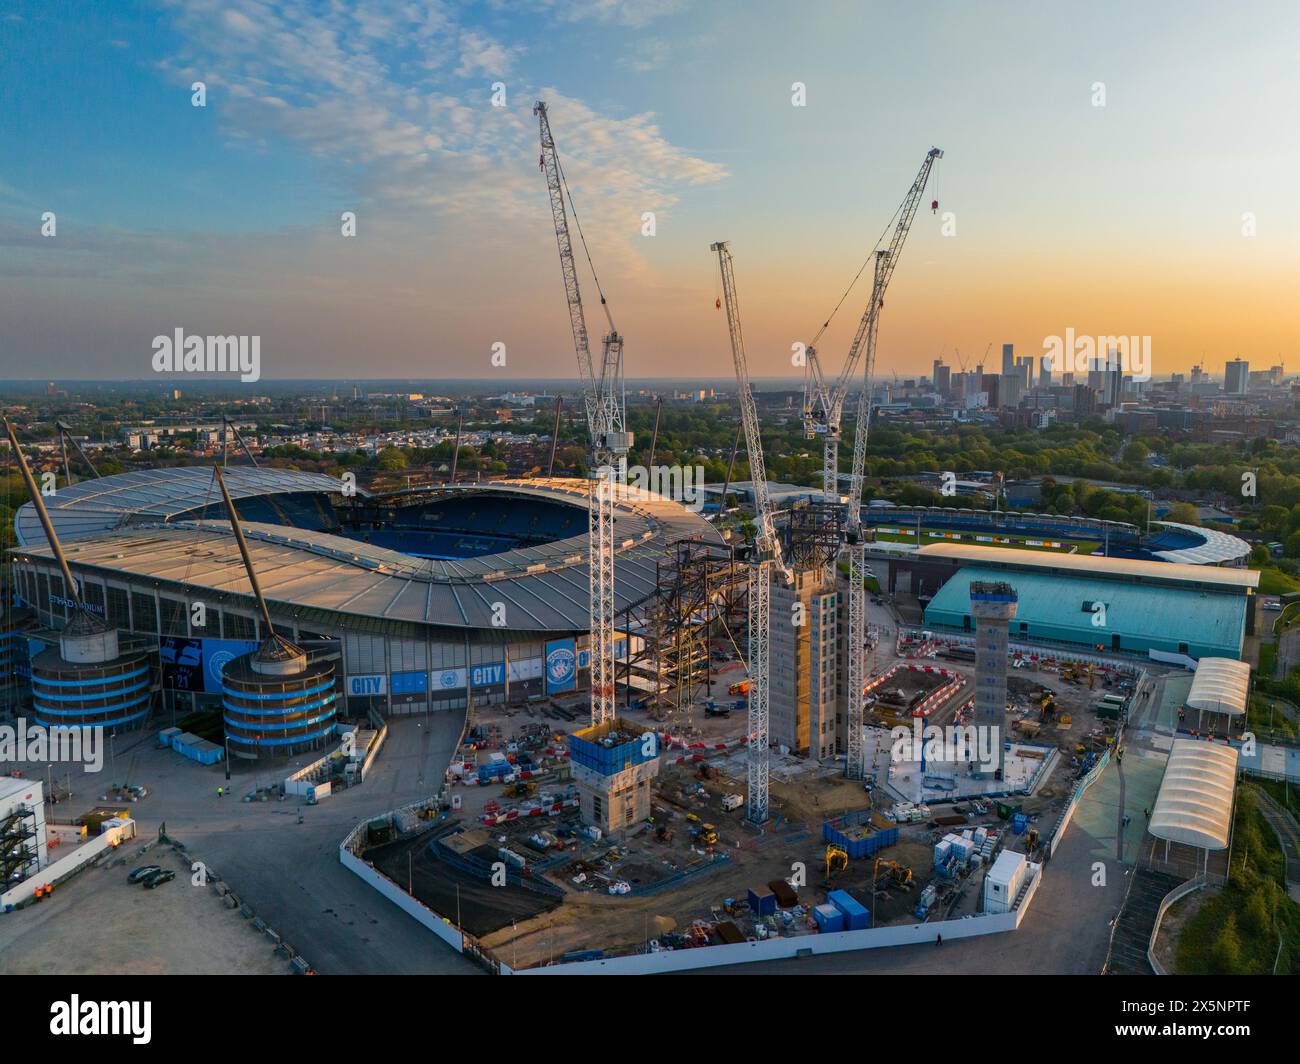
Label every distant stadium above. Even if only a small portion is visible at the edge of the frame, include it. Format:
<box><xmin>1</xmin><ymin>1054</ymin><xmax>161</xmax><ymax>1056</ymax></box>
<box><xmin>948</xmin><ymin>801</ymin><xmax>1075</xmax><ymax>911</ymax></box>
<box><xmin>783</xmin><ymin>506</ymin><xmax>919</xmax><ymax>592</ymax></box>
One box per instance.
<box><xmin>8</xmin><ymin>467</ymin><xmax>720</xmax><ymax>723</ymax></box>
<box><xmin>860</xmin><ymin>505</ymin><xmax>1251</xmax><ymax>567</ymax></box>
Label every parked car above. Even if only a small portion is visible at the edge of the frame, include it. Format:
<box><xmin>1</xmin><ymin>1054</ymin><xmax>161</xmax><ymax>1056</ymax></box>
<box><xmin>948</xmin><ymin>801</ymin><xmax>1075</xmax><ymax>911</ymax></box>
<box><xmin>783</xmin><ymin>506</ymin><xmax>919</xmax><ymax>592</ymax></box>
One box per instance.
<box><xmin>142</xmin><ymin>869</ymin><xmax>176</xmax><ymax>889</ymax></box>
<box><xmin>128</xmin><ymin>865</ymin><xmax>162</xmax><ymax>884</ymax></box>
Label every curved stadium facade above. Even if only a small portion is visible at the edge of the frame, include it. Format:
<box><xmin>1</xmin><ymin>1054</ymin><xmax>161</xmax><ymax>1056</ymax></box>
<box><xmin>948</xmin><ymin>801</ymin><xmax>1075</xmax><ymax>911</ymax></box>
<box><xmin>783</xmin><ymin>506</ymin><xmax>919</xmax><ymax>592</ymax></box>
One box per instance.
<box><xmin>860</xmin><ymin>505</ymin><xmax>1251</xmax><ymax>566</ymax></box>
<box><xmin>7</xmin><ymin>467</ymin><xmax>721</xmax><ymax>742</ymax></box>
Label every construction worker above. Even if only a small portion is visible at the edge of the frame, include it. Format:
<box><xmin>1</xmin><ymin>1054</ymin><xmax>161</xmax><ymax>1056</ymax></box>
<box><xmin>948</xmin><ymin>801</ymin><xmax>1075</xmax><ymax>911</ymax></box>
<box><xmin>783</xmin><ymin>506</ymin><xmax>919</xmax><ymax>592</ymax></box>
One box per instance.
<box><xmin>936</xmin><ymin>933</ymin><xmax>943</xmax><ymax>947</ymax></box>
<box><xmin>217</xmin><ymin>786</ymin><xmax>224</xmax><ymax>799</ymax></box>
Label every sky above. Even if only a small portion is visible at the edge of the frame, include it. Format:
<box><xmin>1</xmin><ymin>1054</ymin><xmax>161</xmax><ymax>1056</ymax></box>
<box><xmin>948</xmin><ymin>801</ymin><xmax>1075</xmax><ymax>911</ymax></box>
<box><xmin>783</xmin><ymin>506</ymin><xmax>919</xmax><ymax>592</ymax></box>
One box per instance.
<box><xmin>1</xmin><ymin>0</ymin><xmax>1299</xmax><ymax>383</ymax></box>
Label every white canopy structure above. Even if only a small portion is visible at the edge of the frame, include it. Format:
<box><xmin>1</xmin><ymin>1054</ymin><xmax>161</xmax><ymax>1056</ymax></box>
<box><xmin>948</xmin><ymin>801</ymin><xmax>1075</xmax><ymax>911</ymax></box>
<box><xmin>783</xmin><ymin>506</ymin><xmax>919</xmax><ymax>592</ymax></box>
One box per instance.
<box><xmin>1186</xmin><ymin>657</ymin><xmax>1250</xmax><ymax>718</ymax></box>
<box><xmin>1149</xmin><ymin>739</ymin><xmax>1238</xmax><ymax>852</ymax></box>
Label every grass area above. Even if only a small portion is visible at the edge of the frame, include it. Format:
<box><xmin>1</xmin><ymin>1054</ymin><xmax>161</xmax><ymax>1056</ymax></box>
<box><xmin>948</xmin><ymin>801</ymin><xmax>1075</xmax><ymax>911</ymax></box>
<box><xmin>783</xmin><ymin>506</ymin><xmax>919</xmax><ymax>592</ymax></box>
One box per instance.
<box><xmin>1247</xmin><ymin>693</ymin><xmax>1299</xmax><ymax>740</ymax></box>
<box><xmin>1251</xmin><ymin>563</ymin><xmax>1300</xmax><ymax>596</ymax></box>
<box><xmin>1251</xmin><ymin>776</ymin><xmax>1300</xmax><ymax>821</ymax></box>
<box><xmin>1260</xmin><ymin>641</ymin><xmax>1277</xmax><ymax>675</ymax></box>
<box><xmin>1174</xmin><ymin>790</ymin><xmax>1299</xmax><ymax>975</ymax></box>
<box><xmin>871</xmin><ymin>530</ymin><xmax>1100</xmax><ymax>554</ymax></box>
<box><xmin>1275</xmin><ymin>600</ymin><xmax>1300</xmax><ymax>635</ymax></box>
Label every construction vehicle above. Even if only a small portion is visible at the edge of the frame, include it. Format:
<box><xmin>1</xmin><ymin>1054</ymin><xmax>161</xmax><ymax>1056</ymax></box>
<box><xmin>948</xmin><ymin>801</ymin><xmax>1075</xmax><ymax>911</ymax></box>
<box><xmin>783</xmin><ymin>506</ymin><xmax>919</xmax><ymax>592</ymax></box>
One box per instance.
<box><xmin>691</xmin><ymin>822</ymin><xmax>719</xmax><ymax>846</ymax></box>
<box><xmin>721</xmin><ymin>793</ymin><xmax>744</xmax><ymax>812</ymax></box>
<box><xmin>825</xmin><ymin>844</ymin><xmax>849</xmax><ymax>880</ymax></box>
<box><xmin>1038</xmin><ymin>690</ymin><xmax>1057</xmax><ymax>722</ymax></box>
<box><xmin>873</xmin><ymin>857</ymin><xmax>914</xmax><ymax>890</ymax></box>
<box><xmin>536</xmin><ymin>101</ymin><xmax>630</xmax><ymax>728</ymax></box>
<box><xmin>713</xmin><ymin>240</ymin><xmax>794</xmax><ymax>825</ymax></box>
<box><xmin>504</xmin><ymin>780</ymin><xmax>536</xmax><ymax>798</ymax></box>
<box><xmin>727</xmin><ymin>679</ymin><xmax>753</xmax><ymax>697</ymax></box>
<box><xmin>798</xmin><ymin>148</ymin><xmax>942</xmax><ymax>782</ymax></box>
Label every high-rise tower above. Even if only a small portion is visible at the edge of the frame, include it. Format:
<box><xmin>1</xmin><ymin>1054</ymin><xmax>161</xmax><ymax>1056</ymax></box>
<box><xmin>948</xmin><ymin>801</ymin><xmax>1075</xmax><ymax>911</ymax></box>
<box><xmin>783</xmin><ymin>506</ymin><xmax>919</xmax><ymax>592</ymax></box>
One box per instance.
<box><xmin>970</xmin><ymin>580</ymin><xmax>1018</xmax><ymax>778</ymax></box>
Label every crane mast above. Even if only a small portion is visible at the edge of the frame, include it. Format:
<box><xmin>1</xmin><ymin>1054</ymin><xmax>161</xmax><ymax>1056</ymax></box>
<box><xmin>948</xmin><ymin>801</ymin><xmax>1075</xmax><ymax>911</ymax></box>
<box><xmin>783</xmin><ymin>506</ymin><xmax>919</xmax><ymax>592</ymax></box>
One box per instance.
<box><xmin>841</xmin><ymin>147</ymin><xmax>942</xmax><ymax>780</ymax></box>
<box><xmin>801</xmin><ymin>148</ymin><xmax>943</xmax><ymax>502</ymax></box>
<box><xmin>712</xmin><ymin>240</ymin><xmax>789</xmax><ymax>824</ymax></box>
<box><xmin>536</xmin><ymin>101</ymin><xmax>631</xmax><ymax>728</ymax></box>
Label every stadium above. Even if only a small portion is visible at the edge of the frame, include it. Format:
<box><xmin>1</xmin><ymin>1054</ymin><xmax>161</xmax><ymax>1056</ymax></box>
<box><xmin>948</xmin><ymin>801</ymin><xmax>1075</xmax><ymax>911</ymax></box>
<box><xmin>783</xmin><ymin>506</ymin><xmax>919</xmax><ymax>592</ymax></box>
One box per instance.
<box><xmin>6</xmin><ymin>467</ymin><xmax>720</xmax><ymax>739</ymax></box>
<box><xmin>860</xmin><ymin>505</ymin><xmax>1252</xmax><ymax>566</ymax></box>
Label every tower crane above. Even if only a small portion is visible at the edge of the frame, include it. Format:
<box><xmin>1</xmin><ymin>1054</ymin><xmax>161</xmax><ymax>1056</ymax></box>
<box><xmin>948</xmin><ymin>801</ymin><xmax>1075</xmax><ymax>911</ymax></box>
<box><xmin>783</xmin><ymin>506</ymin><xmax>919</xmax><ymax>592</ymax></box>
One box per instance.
<box><xmin>801</xmin><ymin>149</ymin><xmax>943</xmax><ymax>505</ymax></box>
<box><xmin>712</xmin><ymin>240</ymin><xmax>791</xmax><ymax>824</ymax></box>
<box><xmin>535</xmin><ymin>101</ymin><xmax>632</xmax><ymax>728</ymax></box>
<box><xmin>838</xmin><ymin>148</ymin><xmax>943</xmax><ymax>781</ymax></box>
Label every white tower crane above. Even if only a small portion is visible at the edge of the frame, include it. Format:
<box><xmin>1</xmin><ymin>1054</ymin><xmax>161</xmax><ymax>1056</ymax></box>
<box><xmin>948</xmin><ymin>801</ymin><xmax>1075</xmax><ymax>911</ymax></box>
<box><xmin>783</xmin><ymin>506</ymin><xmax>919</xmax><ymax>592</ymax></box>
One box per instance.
<box><xmin>712</xmin><ymin>240</ymin><xmax>791</xmax><ymax>824</ymax></box>
<box><xmin>801</xmin><ymin>149</ymin><xmax>943</xmax><ymax>507</ymax></box>
<box><xmin>536</xmin><ymin>101</ymin><xmax>632</xmax><ymax>727</ymax></box>
<box><xmin>832</xmin><ymin>148</ymin><xmax>943</xmax><ymax>780</ymax></box>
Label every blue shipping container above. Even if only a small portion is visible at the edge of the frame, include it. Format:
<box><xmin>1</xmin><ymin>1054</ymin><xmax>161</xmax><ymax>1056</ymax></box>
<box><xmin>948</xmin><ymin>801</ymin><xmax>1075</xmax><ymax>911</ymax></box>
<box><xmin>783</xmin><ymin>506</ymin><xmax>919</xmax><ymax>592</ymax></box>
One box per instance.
<box><xmin>827</xmin><ymin>889</ymin><xmax>871</xmax><ymax>931</ymax></box>
<box><xmin>747</xmin><ymin>888</ymin><xmax>777</xmax><ymax>916</ymax></box>
<box><xmin>813</xmin><ymin>904</ymin><xmax>844</xmax><ymax>933</ymax></box>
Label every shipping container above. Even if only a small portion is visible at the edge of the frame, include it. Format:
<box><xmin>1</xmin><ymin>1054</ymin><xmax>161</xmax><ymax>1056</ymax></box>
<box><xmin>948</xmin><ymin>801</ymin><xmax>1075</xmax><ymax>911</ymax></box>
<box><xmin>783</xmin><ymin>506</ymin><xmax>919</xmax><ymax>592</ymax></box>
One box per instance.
<box><xmin>767</xmin><ymin>879</ymin><xmax>799</xmax><ymax>908</ymax></box>
<box><xmin>747</xmin><ymin>887</ymin><xmax>777</xmax><ymax>916</ymax></box>
<box><xmin>827</xmin><ymin>889</ymin><xmax>871</xmax><ymax>931</ymax></box>
<box><xmin>813</xmin><ymin>904</ymin><xmax>844</xmax><ymax>933</ymax></box>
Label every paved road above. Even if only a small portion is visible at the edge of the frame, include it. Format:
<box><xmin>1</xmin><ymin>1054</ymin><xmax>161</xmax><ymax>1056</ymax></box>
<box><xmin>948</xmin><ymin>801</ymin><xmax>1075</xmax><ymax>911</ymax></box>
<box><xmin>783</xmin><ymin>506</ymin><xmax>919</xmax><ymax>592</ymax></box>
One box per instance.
<box><xmin>4</xmin><ymin>712</ymin><xmax>480</xmax><ymax>975</ymax></box>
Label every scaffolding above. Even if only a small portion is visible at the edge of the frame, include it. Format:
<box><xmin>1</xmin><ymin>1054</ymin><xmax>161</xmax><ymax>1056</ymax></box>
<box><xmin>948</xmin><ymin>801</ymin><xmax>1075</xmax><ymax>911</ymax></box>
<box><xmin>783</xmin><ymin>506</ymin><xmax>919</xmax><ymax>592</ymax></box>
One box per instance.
<box><xmin>632</xmin><ymin>539</ymin><xmax>746</xmax><ymax>725</ymax></box>
<box><xmin>0</xmin><ymin>804</ymin><xmax>38</xmax><ymax>884</ymax></box>
<box><xmin>783</xmin><ymin>500</ymin><xmax>844</xmax><ymax>572</ymax></box>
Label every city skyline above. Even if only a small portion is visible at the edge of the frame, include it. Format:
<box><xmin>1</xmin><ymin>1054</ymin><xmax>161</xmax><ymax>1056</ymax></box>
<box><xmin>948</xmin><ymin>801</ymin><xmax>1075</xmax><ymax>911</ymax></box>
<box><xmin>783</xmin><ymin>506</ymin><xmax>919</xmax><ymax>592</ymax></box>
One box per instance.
<box><xmin>3</xmin><ymin>1</ymin><xmax>1299</xmax><ymax>382</ymax></box>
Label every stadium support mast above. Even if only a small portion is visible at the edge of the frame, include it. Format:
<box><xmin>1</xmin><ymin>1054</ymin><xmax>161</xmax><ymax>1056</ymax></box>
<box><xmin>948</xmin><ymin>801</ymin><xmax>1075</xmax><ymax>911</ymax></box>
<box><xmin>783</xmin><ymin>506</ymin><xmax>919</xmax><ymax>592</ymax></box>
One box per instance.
<box><xmin>711</xmin><ymin>241</ymin><xmax>791</xmax><ymax>824</ymax></box>
<box><xmin>535</xmin><ymin>101</ymin><xmax>632</xmax><ymax>728</ymax></box>
<box><xmin>221</xmin><ymin>416</ymin><xmax>260</xmax><ymax>468</ymax></box>
<box><xmin>55</xmin><ymin>421</ymin><xmax>100</xmax><ymax>485</ymax></box>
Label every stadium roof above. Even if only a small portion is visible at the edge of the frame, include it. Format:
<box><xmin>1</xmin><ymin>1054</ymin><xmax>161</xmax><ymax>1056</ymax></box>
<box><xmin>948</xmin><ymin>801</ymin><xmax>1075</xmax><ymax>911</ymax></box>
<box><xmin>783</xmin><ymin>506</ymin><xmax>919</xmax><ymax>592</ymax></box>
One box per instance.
<box><xmin>1149</xmin><ymin>739</ymin><xmax>1238</xmax><ymax>851</ymax></box>
<box><xmin>915</xmin><ymin>543</ymin><xmax>1258</xmax><ymax>591</ymax></box>
<box><xmin>1186</xmin><ymin>657</ymin><xmax>1251</xmax><ymax>717</ymax></box>
<box><xmin>923</xmin><ymin>565</ymin><xmax>1249</xmax><ymax>658</ymax></box>
<box><xmin>12</xmin><ymin>472</ymin><xmax>721</xmax><ymax>635</ymax></box>
<box><xmin>1149</xmin><ymin>521</ymin><xmax>1251</xmax><ymax>566</ymax></box>
<box><xmin>14</xmin><ymin>466</ymin><xmax>354</xmax><ymax>546</ymax></box>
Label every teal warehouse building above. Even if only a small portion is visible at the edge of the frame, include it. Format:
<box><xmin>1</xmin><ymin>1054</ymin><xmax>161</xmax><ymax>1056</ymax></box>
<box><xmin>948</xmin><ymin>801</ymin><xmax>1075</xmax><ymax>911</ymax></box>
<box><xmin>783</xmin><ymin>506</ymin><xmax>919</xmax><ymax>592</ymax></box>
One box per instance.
<box><xmin>918</xmin><ymin>544</ymin><xmax>1258</xmax><ymax>661</ymax></box>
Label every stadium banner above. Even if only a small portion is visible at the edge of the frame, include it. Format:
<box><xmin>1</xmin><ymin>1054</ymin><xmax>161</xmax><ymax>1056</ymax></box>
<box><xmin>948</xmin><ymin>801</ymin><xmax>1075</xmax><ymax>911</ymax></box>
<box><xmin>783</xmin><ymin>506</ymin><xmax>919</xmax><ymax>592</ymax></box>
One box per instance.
<box><xmin>470</xmin><ymin>661</ymin><xmax>506</xmax><ymax>687</ymax></box>
<box><xmin>577</xmin><ymin>635</ymin><xmax>633</xmax><ymax>671</ymax></box>
<box><xmin>346</xmin><ymin>673</ymin><xmax>387</xmax><ymax>697</ymax></box>
<box><xmin>390</xmin><ymin>670</ymin><xmax>428</xmax><ymax>695</ymax></box>
<box><xmin>202</xmin><ymin>638</ymin><xmax>259</xmax><ymax>692</ymax></box>
<box><xmin>158</xmin><ymin>637</ymin><xmax>260</xmax><ymax>693</ymax></box>
<box><xmin>160</xmin><ymin>635</ymin><xmax>203</xmax><ymax>692</ymax></box>
<box><xmin>508</xmin><ymin>657</ymin><xmax>543</xmax><ymax>682</ymax></box>
<box><xmin>432</xmin><ymin>667</ymin><xmax>467</xmax><ymax>693</ymax></box>
<box><xmin>545</xmin><ymin>638</ymin><xmax>576</xmax><ymax>693</ymax></box>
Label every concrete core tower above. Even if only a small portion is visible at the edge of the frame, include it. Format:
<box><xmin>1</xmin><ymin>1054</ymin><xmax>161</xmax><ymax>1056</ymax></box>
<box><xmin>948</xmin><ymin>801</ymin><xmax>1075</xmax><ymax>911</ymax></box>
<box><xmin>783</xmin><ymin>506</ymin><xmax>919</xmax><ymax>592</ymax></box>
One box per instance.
<box><xmin>970</xmin><ymin>580</ymin><xmax>1018</xmax><ymax>778</ymax></box>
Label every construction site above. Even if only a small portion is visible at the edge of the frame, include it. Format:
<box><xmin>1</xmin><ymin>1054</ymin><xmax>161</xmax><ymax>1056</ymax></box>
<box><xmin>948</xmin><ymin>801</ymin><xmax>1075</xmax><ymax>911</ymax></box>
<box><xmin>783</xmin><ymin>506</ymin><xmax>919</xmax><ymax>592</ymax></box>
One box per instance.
<box><xmin>335</xmin><ymin>115</ymin><xmax>1151</xmax><ymax>972</ymax></box>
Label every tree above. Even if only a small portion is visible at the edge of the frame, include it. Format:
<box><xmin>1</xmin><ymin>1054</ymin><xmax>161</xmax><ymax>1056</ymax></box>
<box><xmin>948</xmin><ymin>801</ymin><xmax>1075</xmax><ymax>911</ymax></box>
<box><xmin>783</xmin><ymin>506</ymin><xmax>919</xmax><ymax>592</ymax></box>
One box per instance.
<box><xmin>1209</xmin><ymin>914</ymin><xmax>1244</xmax><ymax>975</ymax></box>
<box><xmin>1165</xmin><ymin>502</ymin><xmax>1200</xmax><ymax>525</ymax></box>
<box><xmin>376</xmin><ymin>446</ymin><xmax>408</xmax><ymax>471</ymax></box>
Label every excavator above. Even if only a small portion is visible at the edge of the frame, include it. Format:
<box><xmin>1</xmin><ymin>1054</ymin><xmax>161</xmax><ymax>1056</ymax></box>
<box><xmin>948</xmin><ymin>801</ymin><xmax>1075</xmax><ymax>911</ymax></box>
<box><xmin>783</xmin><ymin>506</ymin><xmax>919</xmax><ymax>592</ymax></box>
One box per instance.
<box><xmin>872</xmin><ymin>857</ymin><xmax>914</xmax><ymax>890</ymax></box>
<box><xmin>825</xmin><ymin>844</ymin><xmax>849</xmax><ymax>880</ymax></box>
<box><xmin>1038</xmin><ymin>690</ymin><xmax>1057</xmax><ymax>723</ymax></box>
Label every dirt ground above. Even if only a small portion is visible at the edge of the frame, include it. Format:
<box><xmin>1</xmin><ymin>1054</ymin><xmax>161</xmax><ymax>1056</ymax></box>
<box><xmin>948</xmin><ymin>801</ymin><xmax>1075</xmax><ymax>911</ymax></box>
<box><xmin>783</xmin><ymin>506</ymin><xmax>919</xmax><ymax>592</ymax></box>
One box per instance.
<box><xmin>0</xmin><ymin>840</ymin><xmax>290</xmax><ymax>975</ymax></box>
<box><xmin>366</xmin><ymin>829</ymin><xmax>562</xmax><ymax>937</ymax></box>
